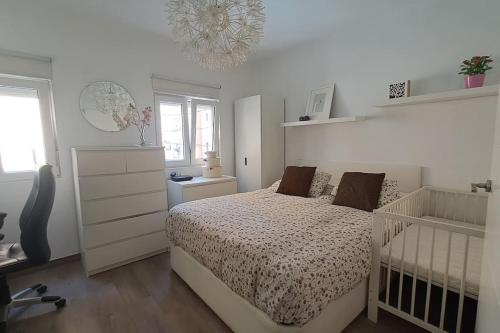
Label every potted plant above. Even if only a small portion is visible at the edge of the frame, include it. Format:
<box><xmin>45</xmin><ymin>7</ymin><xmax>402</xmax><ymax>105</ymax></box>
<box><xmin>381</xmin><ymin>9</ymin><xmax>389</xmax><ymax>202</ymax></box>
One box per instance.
<box><xmin>459</xmin><ymin>55</ymin><xmax>493</xmax><ymax>88</ymax></box>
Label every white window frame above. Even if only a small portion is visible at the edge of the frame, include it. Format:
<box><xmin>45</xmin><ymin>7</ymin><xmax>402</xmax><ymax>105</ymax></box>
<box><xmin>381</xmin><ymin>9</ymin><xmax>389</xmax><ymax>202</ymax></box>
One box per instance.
<box><xmin>154</xmin><ymin>94</ymin><xmax>190</xmax><ymax>167</ymax></box>
<box><xmin>155</xmin><ymin>94</ymin><xmax>219</xmax><ymax>168</ymax></box>
<box><xmin>190</xmin><ymin>99</ymin><xmax>219</xmax><ymax>165</ymax></box>
<box><xmin>0</xmin><ymin>75</ymin><xmax>59</xmax><ymax>182</ymax></box>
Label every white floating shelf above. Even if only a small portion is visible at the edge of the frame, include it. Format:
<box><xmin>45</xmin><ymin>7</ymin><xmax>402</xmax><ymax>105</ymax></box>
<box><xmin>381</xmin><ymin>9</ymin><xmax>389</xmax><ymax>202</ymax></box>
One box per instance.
<box><xmin>374</xmin><ymin>85</ymin><xmax>498</xmax><ymax>108</ymax></box>
<box><xmin>280</xmin><ymin>116</ymin><xmax>366</xmax><ymax>127</ymax></box>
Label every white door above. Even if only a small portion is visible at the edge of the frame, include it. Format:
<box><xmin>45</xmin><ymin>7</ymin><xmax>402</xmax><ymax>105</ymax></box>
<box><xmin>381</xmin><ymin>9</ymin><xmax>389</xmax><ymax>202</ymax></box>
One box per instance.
<box><xmin>234</xmin><ymin>95</ymin><xmax>262</xmax><ymax>192</ymax></box>
<box><xmin>477</xmin><ymin>85</ymin><xmax>500</xmax><ymax>332</ymax></box>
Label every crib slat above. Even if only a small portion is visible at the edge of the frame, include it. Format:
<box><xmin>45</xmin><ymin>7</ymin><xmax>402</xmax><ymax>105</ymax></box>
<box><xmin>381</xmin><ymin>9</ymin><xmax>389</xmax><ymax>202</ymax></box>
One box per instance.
<box><xmin>434</xmin><ymin>192</ymin><xmax>439</xmax><ymax>218</ymax></box>
<box><xmin>456</xmin><ymin>235</ymin><xmax>470</xmax><ymax>333</ymax></box>
<box><xmin>443</xmin><ymin>192</ymin><xmax>449</xmax><ymax>219</ymax></box>
<box><xmin>419</xmin><ymin>191</ymin><xmax>424</xmax><ymax>217</ymax></box>
<box><xmin>410</xmin><ymin>224</ymin><xmax>421</xmax><ymax>316</ymax></box>
<box><xmin>439</xmin><ymin>231</ymin><xmax>453</xmax><ymax>330</ymax></box>
<box><xmin>424</xmin><ymin>227</ymin><xmax>436</xmax><ymax>323</ymax></box>
<box><xmin>462</xmin><ymin>195</ymin><xmax>467</xmax><ymax>223</ymax></box>
<box><xmin>473</xmin><ymin>195</ymin><xmax>478</xmax><ymax>225</ymax></box>
<box><xmin>452</xmin><ymin>193</ymin><xmax>457</xmax><ymax>221</ymax></box>
<box><xmin>385</xmin><ymin>219</ymin><xmax>394</xmax><ymax>305</ymax></box>
<box><xmin>397</xmin><ymin>223</ymin><xmax>407</xmax><ymax>310</ymax></box>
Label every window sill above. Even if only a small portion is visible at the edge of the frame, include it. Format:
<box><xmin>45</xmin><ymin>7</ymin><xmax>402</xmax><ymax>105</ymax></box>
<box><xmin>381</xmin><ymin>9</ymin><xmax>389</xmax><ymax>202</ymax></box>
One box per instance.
<box><xmin>0</xmin><ymin>165</ymin><xmax>61</xmax><ymax>183</ymax></box>
<box><xmin>0</xmin><ymin>171</ymin><xmax>36</xmax><ymax>183</ymax></box>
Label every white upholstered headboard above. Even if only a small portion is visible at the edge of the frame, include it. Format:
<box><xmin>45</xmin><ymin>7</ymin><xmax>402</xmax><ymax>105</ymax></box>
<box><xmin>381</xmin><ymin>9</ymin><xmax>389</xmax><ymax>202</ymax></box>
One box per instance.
<box><xmin>292</xmin><ymin>160</ymin><xmax>422</xmax><ymax>193</ymax></box>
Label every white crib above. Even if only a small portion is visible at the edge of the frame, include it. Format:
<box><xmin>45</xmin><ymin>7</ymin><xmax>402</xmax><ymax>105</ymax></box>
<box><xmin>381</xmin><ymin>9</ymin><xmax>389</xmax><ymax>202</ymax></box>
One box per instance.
<box><xmin>368</xmin><ymin>186</ymin><xmax>488</xmax><ymax>333</ymax></box>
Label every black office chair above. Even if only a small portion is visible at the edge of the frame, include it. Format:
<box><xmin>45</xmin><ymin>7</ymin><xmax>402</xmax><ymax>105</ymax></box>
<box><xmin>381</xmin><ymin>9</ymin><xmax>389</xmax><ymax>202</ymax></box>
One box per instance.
<box><xmin>0</xmin><ymin>165</ymin><xmax>66</xmax><ymax>332</ymax></box>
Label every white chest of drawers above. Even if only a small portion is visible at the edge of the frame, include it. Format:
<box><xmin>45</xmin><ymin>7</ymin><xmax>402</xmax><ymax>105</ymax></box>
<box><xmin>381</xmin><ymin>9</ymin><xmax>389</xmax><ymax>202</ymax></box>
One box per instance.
<box><xmin>167</xmin><ymin>176</ymin><xmax>237</xmax><ymax>209</ymax></box>
<box><xmin>72</xmin><ymin>147</ymin><xmax>168</xmax><ymax>276</ymax></box>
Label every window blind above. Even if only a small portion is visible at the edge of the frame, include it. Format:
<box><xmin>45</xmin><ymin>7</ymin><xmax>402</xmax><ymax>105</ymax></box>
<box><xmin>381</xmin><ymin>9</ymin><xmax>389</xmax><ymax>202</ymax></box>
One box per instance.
<box><xmin>151</xmin><ymin>74</ymin><xmax>220</xmax><ymax>101</ymax></box>
<box><xmin>0</xmin><ymin>49</ymin><xmax>52</xmax><ymax>79</ymax></box>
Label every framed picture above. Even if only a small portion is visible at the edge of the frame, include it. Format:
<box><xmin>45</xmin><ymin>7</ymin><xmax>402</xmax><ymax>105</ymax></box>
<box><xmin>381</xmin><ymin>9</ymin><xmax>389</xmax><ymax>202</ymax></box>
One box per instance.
<box><xmin>305</xmin><ymin>84</ymin><xmax>335</xmax><ymax>120</ymax></box>
<box><xmin>388</xmin><ymin>80</ymin><xmax>411</xmax><ymax>99</ymax></box>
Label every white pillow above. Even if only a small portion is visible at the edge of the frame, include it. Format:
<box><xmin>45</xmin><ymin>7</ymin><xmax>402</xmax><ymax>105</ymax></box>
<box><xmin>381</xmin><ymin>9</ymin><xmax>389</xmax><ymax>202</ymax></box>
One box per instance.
<box><xmin>316</xmin><ymin>194</ymin><xmax>335</xmax><ymax>204</ymax></box>
<box><xmin>308</xmin><ymin>171</ymin><xmax>332</xmax><ymax>198</ymax></box>
<box><xmin>377</xmin><ymin>179</ymin><xmax>400</xmax><ymax>208</ymax></box>
<box><xmin>268</xmin><ymin>180</ymin><xmax>281</xmax><ymax>192</ymax></box>
<box><xmin>322</xmin><ymin>184</ymin><xmax>336</xmax><ymax>196</ymax></box>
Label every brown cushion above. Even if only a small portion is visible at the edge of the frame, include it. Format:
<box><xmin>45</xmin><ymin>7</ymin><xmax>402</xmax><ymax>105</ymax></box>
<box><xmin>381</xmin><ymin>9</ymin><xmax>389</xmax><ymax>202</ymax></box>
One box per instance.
<box><xmin>277</xmin><ymin>166</ymin><xmax>317</xmax><ymax>197</ymax></box>
<box><xmin>333</xmin><ymin>172</ymin><xmax>386</xmax><ymax>212</ymax></box>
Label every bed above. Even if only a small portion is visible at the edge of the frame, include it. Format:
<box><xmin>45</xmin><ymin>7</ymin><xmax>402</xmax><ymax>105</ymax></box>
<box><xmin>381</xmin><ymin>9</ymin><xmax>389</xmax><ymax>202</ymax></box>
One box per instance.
<box><xmin>167</xmin><ymin>161</ymin><xmax>422</xmax><ymax>333</ymax></box>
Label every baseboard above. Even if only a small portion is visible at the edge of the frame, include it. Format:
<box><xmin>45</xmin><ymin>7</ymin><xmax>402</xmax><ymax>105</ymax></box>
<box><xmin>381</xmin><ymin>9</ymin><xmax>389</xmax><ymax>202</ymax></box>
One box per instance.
<box><xmin>8</xmin><ymin>254</ymin><xmax>81</xmax><ymax>278</ymax></box>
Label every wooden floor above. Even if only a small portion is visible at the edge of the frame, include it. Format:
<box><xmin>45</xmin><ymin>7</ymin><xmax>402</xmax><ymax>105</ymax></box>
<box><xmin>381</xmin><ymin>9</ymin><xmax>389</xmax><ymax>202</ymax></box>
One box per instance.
<box><xmin>6</xmin><ymin>253</ymin><xmax>426</xmax><ymax>333</ymax></box>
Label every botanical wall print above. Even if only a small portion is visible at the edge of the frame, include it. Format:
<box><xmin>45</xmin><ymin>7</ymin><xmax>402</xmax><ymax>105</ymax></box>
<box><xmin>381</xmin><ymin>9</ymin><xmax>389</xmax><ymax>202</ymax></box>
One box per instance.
<box><xmin>79</xmin><ymin>81</ymin><xmax>135</xmax><ymax>132</ymax></box>
<box><xmin>388</xmin><ymin>80</ymin><xmax>410</xmax><ymax>99</ymax></box>
<box><xmin>305</xmin><ymin>84</ymin><xmax>335</xmax><ymax>120</ymax></box>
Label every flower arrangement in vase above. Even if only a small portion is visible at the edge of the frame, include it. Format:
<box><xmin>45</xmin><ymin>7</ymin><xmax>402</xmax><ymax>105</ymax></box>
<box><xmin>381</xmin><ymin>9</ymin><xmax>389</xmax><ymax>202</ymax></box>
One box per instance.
<box><xmin>459</xmin><ymin>56</ymin><xmax>493</xmax><ymax>88</ymax></box>
<box><xmin>124</xmin><ymin>104</ymin><xmax>153</xmax><ymax>146</ymax></box>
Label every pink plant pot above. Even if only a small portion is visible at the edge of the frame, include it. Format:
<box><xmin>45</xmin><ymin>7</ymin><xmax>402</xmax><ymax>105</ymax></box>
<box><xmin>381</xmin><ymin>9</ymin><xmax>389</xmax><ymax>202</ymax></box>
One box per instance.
<box><xmin>464</xmin><ymin>74</ymin><xmax>486</xmax><ymax>88</ymax></box>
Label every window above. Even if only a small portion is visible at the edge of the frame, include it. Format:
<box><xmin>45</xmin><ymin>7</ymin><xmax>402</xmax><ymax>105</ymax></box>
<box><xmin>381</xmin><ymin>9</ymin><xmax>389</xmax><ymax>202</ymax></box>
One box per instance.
<box><xmin>191</xmin><ymin>100</ymin><xmax>217</xmax><ymax>163</ymax></box>
<box><xmin>0</xmin><ymin>76</ymin><xmax>58</xmax><ymax>181</ymax></box>
<box><xmin>155</xmin><ymin>95</ymin><xmax>218</xmax><ymax>167</ymax></box>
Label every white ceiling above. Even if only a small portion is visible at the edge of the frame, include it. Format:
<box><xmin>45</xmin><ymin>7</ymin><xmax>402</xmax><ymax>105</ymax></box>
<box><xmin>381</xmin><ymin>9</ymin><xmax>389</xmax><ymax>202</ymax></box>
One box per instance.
<box><xmin>46</xmin><ymin>0</ymin><xmax>456</xmax><ymax>59</ymax></box>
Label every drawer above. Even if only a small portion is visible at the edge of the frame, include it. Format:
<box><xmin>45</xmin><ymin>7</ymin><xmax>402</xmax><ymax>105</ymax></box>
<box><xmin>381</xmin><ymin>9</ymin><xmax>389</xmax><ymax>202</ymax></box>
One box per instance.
<box><xmin>183</xmin><ymin>181</ymin><xmax>237</xmax><ymax>202</ymax></box>
<box><xmin>85</xmin><ymin>231</ymin><xmax>166</xmax><ymax>273</ymax></box>
<box><xmin>83</xmin><ymin>191</ymin><xmax>167</xmax><ymax>224</ymax></box>
<box><xmin>126</xmin><ymin>149</ymin><xmax>164</xmax><ymax>172</ymax></box>
<box><xmin>75</xmin><ymin>150</ymin><xmax>126</xmax><ymax>176</ymax></box>
<box><xmin>79</xmin><ymin>171</ymin><xmax>166</xmax><ymax>200</ymax></box>
<box><xmin>83</xmin><ymin>211</ymin><xmax>166</xmax><ymax>248</ymax></box>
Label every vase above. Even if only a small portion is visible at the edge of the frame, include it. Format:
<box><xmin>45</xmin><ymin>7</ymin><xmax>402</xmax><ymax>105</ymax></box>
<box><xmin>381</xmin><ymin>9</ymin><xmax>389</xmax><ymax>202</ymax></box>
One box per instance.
<box><xmin>135</xmin><ymin>127</ymin><xmax>151</xmax><ymax>146</ymax></box>
<box><xmin>464</xmin><ymin>74</ymin><xmax>486</xmax><ymax>89</ymax></box>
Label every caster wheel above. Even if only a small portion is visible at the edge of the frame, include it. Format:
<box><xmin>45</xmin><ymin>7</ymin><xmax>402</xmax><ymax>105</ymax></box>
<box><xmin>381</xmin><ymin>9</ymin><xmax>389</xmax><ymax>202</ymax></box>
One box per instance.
<box><xmin>36</xmin><ymin>285</ymin><xmax>47</xmax><ymax>294</ymax></box>
<box><xmin>55</xmin><ymin>298</ymin><xmax>66</xmax><ymax>309</ymax></box>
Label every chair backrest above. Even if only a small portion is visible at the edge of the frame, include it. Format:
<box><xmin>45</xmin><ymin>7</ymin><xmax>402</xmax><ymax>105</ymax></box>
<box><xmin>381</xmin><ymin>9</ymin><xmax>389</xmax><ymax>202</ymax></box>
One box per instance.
<box><xmin>19</xmin><ymin>165</ymin><xmax>55</xmax><ymax>265</ymax></box>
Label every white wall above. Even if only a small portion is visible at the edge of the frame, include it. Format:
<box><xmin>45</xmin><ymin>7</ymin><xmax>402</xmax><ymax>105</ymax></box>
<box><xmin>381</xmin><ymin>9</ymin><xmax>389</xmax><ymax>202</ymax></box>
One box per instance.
<box><xmin>245</xmin><ymin>0</ymin><xmax>500</xmax><ymax>191</ymax></box>
<box><xmin>2</xmin><ymin>0</ymin><xmax>500</xmax><ymax>260</ymax></box>
<box><xmin>0</xmin><ymin>1</ymin><xmax>251</xmax><ymax>259</ymax></box>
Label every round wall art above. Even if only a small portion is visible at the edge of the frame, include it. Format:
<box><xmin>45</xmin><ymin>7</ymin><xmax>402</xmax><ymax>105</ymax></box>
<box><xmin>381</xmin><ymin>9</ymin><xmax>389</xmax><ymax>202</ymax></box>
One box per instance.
<box><xmin>79</xmin><ymin>81</ymin><xmax>136</xmax><ymax>132</ymax></box>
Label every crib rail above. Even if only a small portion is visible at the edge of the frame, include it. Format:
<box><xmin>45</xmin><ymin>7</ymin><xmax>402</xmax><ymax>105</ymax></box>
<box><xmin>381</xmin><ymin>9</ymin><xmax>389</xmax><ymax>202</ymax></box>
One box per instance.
<box><xmin>368</xmin><ymin>187</ymin><xmax>487</xmax><ymax>333</ymax></box>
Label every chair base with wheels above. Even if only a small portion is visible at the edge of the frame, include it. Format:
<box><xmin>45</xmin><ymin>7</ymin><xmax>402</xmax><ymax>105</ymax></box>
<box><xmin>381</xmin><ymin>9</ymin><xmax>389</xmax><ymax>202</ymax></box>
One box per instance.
<box><xmin>0</xmin><ymin>262</ymin><xmax>66</xmax><ymax>333</ymax></box>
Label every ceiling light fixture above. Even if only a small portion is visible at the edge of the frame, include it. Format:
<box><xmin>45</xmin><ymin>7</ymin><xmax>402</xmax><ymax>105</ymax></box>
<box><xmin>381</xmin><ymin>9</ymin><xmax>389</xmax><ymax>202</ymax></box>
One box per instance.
<box><xmin>166</xmin><ymin>0</ymin><xmax>265</xmax><ymax>71</ymax></box>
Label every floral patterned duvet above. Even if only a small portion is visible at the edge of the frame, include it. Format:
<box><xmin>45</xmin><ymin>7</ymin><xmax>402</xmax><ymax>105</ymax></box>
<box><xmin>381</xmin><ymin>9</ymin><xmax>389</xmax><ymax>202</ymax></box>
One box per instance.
<box><xmin>167</xmin><ymin>188</ymin><xmax>372</xmax><ymax>326</ymax></box>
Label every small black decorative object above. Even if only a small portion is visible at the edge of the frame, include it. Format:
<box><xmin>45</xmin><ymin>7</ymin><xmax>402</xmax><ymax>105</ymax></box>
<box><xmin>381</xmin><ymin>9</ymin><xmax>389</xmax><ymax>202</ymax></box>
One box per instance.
<box><xmin>299</xmin><ymin>115</ymin><xmax>310</xmax><ymax>121</ymax></box>
<box><xmin>169</xmin><ymin>171</ymin><xmax>193</xmax><ymax>182</ymax></box>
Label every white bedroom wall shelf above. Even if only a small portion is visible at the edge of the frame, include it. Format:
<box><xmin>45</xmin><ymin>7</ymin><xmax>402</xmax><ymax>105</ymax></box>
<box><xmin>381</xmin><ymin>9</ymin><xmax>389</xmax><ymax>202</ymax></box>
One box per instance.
<box><xmin>280</xmin><ymin>116</ymin><xmax>366</xmax><ymax>127</ymax></box>
<box><xmin>374</xmin><ymin>84</ymin><xmax>499</xmax><ymax>108</ymax></box>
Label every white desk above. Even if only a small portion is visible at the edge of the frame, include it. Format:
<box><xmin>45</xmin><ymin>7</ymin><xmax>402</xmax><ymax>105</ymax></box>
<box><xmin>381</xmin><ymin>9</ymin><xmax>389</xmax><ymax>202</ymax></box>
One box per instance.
<box><xmin>167</xmin><ymin>176</ymin><xmax>237</xmax><ymax>209</ymax></box>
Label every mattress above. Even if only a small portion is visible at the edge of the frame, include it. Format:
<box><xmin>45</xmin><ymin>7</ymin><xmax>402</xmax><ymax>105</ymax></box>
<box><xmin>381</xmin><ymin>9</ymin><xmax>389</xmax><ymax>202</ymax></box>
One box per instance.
<box><xmin>380</xmin><ymin>220</ymin><xmax>483</xmax><ymax>296</ymax></box>
<box><xmin>167</xmin><ymin>188</ymin><xmax>373</xmax><ymax>326</ymax></box>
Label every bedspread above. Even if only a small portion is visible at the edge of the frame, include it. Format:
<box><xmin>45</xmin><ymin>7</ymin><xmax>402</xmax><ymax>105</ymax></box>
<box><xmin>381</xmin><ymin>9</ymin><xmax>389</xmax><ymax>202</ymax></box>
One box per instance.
<box><xmin>167</xmin><ymin>188</ymin><xmax>372</xmax><ymax>326</ymax></box>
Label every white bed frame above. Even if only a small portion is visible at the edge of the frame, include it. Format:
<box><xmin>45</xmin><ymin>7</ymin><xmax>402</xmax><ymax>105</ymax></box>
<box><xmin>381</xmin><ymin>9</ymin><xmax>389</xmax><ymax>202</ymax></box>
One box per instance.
<box><xmin>368</xmin><ymin>187</ymin><xmax>487</xmax><ymax>333</ymax></box>
<box><xmin>170</xmin><ymin>160</ymin><xmax>422</xmax><ymax>333</ymax></box>
<box><xmin>172</xmin><ymin>246</ymin><xmax>367</xmax><ymax>333</ymax></box>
